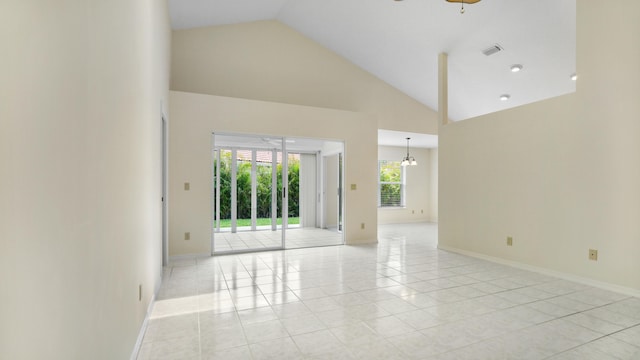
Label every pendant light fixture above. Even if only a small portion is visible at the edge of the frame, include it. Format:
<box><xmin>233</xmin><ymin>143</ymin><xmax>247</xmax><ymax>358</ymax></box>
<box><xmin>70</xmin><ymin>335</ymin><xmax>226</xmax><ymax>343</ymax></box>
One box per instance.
<box><xmin>446</xmin><ymin>0</ymin><xmax>481</xmax><ymax>14</ymax></box>
<box><xmin>401</xmin><ymin>137</ymin><xmax>417</xmax><ymax>166</ymax></box>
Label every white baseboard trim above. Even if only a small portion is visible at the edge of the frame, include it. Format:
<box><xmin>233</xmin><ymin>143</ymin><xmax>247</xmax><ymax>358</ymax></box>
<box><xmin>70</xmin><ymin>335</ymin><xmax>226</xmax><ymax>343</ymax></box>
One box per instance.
<box><xmin>130</xmin><ymin>293</ymin><xmax>156</xmax><ymax>360</ymax></box>
<box><xmin>346</xmin><ymin>238</ymin><xmax>378</xmax><ymax>246</ymax></box>
<box><xmin>169</xmin><ymin>253</ymin><xmax>211</xmax><ymax>262</ymax></box>
<box><xmin>438</xmin><ymin>245</ymin><xmax>640</xmax><ymax>298</ymax></box>
<box><xmin>378</xmin><ymin>219</ymin><xmax>438</xmax><ymax>225</ymax></box>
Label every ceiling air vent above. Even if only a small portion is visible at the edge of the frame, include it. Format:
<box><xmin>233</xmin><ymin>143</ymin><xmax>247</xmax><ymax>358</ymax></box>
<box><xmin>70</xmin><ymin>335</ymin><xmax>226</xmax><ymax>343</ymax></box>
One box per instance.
<box><xmin>482</xmin><ymin>44</ymin><xmax>503</xmax><ymax>56</ymax></box>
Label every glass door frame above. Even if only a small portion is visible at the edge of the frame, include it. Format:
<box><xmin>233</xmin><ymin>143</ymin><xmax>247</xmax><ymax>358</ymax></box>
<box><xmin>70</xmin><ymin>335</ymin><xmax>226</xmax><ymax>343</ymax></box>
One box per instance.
<box><xmin>211</xmin><ymin>132</ymin><xmax>287</xmax><ymax>255</ymax></box>
<box><xmin>211</xmin><ymin>132</ymin><xmax>346</xmax><ymax>254</ymax></box>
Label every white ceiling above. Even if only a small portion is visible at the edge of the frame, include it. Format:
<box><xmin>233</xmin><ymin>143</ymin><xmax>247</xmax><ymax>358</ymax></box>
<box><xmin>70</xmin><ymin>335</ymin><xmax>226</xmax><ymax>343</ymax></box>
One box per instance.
<box><xmin>169</xmin><ymin>0</ymin><xmax>576</xmax><ymax>145</ymax></box>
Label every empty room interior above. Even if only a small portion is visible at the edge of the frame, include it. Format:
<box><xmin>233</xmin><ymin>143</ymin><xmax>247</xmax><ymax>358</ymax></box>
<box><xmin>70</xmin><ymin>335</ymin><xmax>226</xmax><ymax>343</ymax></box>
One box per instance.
<box><xmin>2</xmin><ymin>0</ymin><xmax>640</xmax><ymax>359</ymax></box>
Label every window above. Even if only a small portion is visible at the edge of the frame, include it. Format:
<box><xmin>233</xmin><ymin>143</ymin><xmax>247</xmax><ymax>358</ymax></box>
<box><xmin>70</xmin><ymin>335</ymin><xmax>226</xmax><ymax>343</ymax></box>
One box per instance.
<box><xmin>378</xmin><ymin>160</ymin><xmax>405</xmax><ymax>207</ymax></box>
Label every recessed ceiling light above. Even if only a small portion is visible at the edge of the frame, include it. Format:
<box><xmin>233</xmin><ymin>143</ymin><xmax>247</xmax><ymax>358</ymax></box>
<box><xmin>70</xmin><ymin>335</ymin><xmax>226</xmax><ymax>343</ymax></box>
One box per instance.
<box><xmin>510</xmin><ymin>64</ymin><xmax>523</xmax><ymax>72</ymax></box>
<box><xmin>570</xmin><ymin>73</ymin><xmax>577</xmax><ymax>81</ymax></box>
<box><xmin>500</xmin><ymin>94</ymin><xmax>510</xmax><ymax>101</ymax></box>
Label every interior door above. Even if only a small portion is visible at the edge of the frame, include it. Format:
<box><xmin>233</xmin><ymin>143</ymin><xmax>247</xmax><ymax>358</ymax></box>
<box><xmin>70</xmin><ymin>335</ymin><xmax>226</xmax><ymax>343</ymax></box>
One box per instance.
<box><xmin>323</xmin><ymin>154</ymin><xmax>339</xmax><ymax>231</ymax></box>
<box><xmin>299</xmin><ymin>153</ymin><xmax>317</xmax><ymax>228</ymax></box>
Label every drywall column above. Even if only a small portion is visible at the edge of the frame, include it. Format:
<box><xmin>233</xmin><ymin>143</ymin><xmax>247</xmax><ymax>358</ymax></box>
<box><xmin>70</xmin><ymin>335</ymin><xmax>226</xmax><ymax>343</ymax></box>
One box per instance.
<box><xmin>438</xmin><ymin>53</ymin><xmax>449</xmax><ymax>126</ymax></box>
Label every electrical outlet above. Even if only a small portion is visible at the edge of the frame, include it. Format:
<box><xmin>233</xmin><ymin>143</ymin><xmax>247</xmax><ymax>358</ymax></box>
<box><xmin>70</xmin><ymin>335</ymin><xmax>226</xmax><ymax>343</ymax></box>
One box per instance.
<box><xmin>421</xmin><ymin>209</ymin><xmax>423</xmax><ymax>214</ymax></box>
<box><xmin>412</xmin><ymin>210</ymin><xmax>415</xmax><ymax>214</ymax></box>
<box><xmin>589</xmin><ymin>249</ymin><xmax>598</xmax><ymax>261</ymax></box>
<box><xmin>185</xmin><ymin>232</ymin><xmax>190</xmax><ymax>240</ymax></box>
<box><xmin>507</xmin><ymin>236</ymin><xmax>513</xmax><ymax>246</ymax></box>
<box><xmin>351</xmin><ymin>184</ymin><xmax>357</xmax><ymax>190</ymax></box>
<box><xmin>361</xmin><ymin>223</ymin><xmax>365</xmax><ymax>230</ymax></box>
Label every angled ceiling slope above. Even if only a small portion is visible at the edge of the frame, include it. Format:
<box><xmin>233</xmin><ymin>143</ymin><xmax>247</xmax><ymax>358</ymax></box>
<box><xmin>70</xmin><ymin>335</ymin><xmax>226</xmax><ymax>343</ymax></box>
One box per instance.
<box><xmin>169</xmin><ymin>0</ymin><xmax>576</xmax><ymax>122</ymax></box>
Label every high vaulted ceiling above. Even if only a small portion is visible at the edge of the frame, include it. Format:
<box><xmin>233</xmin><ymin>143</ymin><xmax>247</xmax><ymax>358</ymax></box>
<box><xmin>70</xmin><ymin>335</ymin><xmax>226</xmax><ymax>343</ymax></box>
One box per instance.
<box><xmin>168</xmin><ymin>0</ymin><xmax>576</xmax><ymax>122</ymax></box>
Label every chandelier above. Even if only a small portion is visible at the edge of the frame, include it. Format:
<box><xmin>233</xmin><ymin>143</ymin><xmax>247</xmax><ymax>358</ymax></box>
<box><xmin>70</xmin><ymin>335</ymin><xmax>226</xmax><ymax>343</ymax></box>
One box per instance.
<box><xmin>401</xmin><ymin>138</ymin><xmax>417</xmax><ymax>166</ymax></box>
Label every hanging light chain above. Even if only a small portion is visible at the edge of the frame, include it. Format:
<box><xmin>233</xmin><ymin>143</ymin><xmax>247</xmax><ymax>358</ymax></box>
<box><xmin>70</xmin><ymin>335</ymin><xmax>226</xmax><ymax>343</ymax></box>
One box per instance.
<box><xmin>401</xmin><ymin>137</ymin><xmax>417</xmax><ymax>166</ymax></box>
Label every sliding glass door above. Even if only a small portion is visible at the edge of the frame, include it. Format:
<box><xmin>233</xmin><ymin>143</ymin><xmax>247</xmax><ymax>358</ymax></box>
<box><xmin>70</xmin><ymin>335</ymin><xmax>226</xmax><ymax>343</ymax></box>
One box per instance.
<box><xmin>212</xmin><ymin>133</ymin><xmax>344</xmax><ymax>254</ymax></box>
<box><xmin>213</xmin><ymin>134</ymin><xmax>286</xmax><ymax>253</ymax></box>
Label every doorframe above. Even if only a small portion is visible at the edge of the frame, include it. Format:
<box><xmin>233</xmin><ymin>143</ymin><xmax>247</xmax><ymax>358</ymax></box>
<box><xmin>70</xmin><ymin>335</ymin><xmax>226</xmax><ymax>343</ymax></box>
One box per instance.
<box><xmin>161</xmin><ymin>113</ymin><xmax>168</xmax><ymax>267</ymax></box>
<box><xmin>296</xmin><ymin>151</ymin><xmax>319</xmax><ymax>229</ymax></box>
<box><xmin>320</xmin><ymin>150</ymin><xmax>345</xmax><ymax>239</ymax></box>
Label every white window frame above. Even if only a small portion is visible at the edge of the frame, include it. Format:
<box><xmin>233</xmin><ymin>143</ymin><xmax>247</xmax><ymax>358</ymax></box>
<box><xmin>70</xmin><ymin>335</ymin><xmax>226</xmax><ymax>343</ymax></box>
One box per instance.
<box><xmin>377</xmin><ymin>160</ymin><xmax>406</xmax><ymax>208</ymax></box>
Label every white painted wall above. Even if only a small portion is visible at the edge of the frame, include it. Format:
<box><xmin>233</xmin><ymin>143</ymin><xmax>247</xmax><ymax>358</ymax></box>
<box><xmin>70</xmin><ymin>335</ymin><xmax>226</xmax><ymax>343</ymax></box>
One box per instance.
<box><xmin>439</xmin><ymin>0</ymin><xmax>640</xmax><ymax>292</ymax></box>
<box><xmin>169</xmin><ymin>91</ymin><xmax>378</xmax><ymax>256</ymax></box>
<box><xmin>429</xmin><ymin>148</ymin><xmax>439</xmax><ymax>222</ymax></box>
<box><xmin>169</xmin><ymin>19</ymin><xmax>439</xmax><ymax>253</ymax></box>
<box><xmin>170</xmin><ymin>20</ymin><xmax>439</xmax><ymax>135</ymax></box>
<box><xmin>0</xmin><ymin>0</ymin><xmax>170</xmax><ymax>358</ymax></box>
<box><xmin>377</xmin><ymin>146</ymin><xmax>437</xmax><ymax>224</ymax></box>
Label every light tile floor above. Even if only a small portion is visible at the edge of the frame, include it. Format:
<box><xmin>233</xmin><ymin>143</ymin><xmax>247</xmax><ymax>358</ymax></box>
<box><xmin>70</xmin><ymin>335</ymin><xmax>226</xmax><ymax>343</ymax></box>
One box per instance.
<box><xmin>138</xmin><ymin>223</ymin><xmax>640</xmax><ymax>359</ymax></box>
<box><xmin>214</xmin><ymin>227</ymin><xmax>343</xmax><ymax>252</ymax></box>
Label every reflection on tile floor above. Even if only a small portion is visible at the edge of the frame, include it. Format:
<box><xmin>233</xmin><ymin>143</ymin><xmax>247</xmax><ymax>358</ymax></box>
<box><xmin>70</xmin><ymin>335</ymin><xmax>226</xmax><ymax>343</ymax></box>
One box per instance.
<box><xmin>214</xmin><ymin>227</ymin><xmax>343</xmax><ymax>252</ymax></box>
<box><xmin>139</xmin><ymin>223</ymin><xmax>640</xmax><ymax>360</ymax></box>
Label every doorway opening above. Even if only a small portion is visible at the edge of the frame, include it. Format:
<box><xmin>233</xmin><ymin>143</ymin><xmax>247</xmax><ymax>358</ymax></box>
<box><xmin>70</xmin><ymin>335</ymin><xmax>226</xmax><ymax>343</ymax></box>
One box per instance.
<box><xmin>212</xmin><ymin>133</ymin><xmax>344</xmax><ymax>254</ymax></box>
